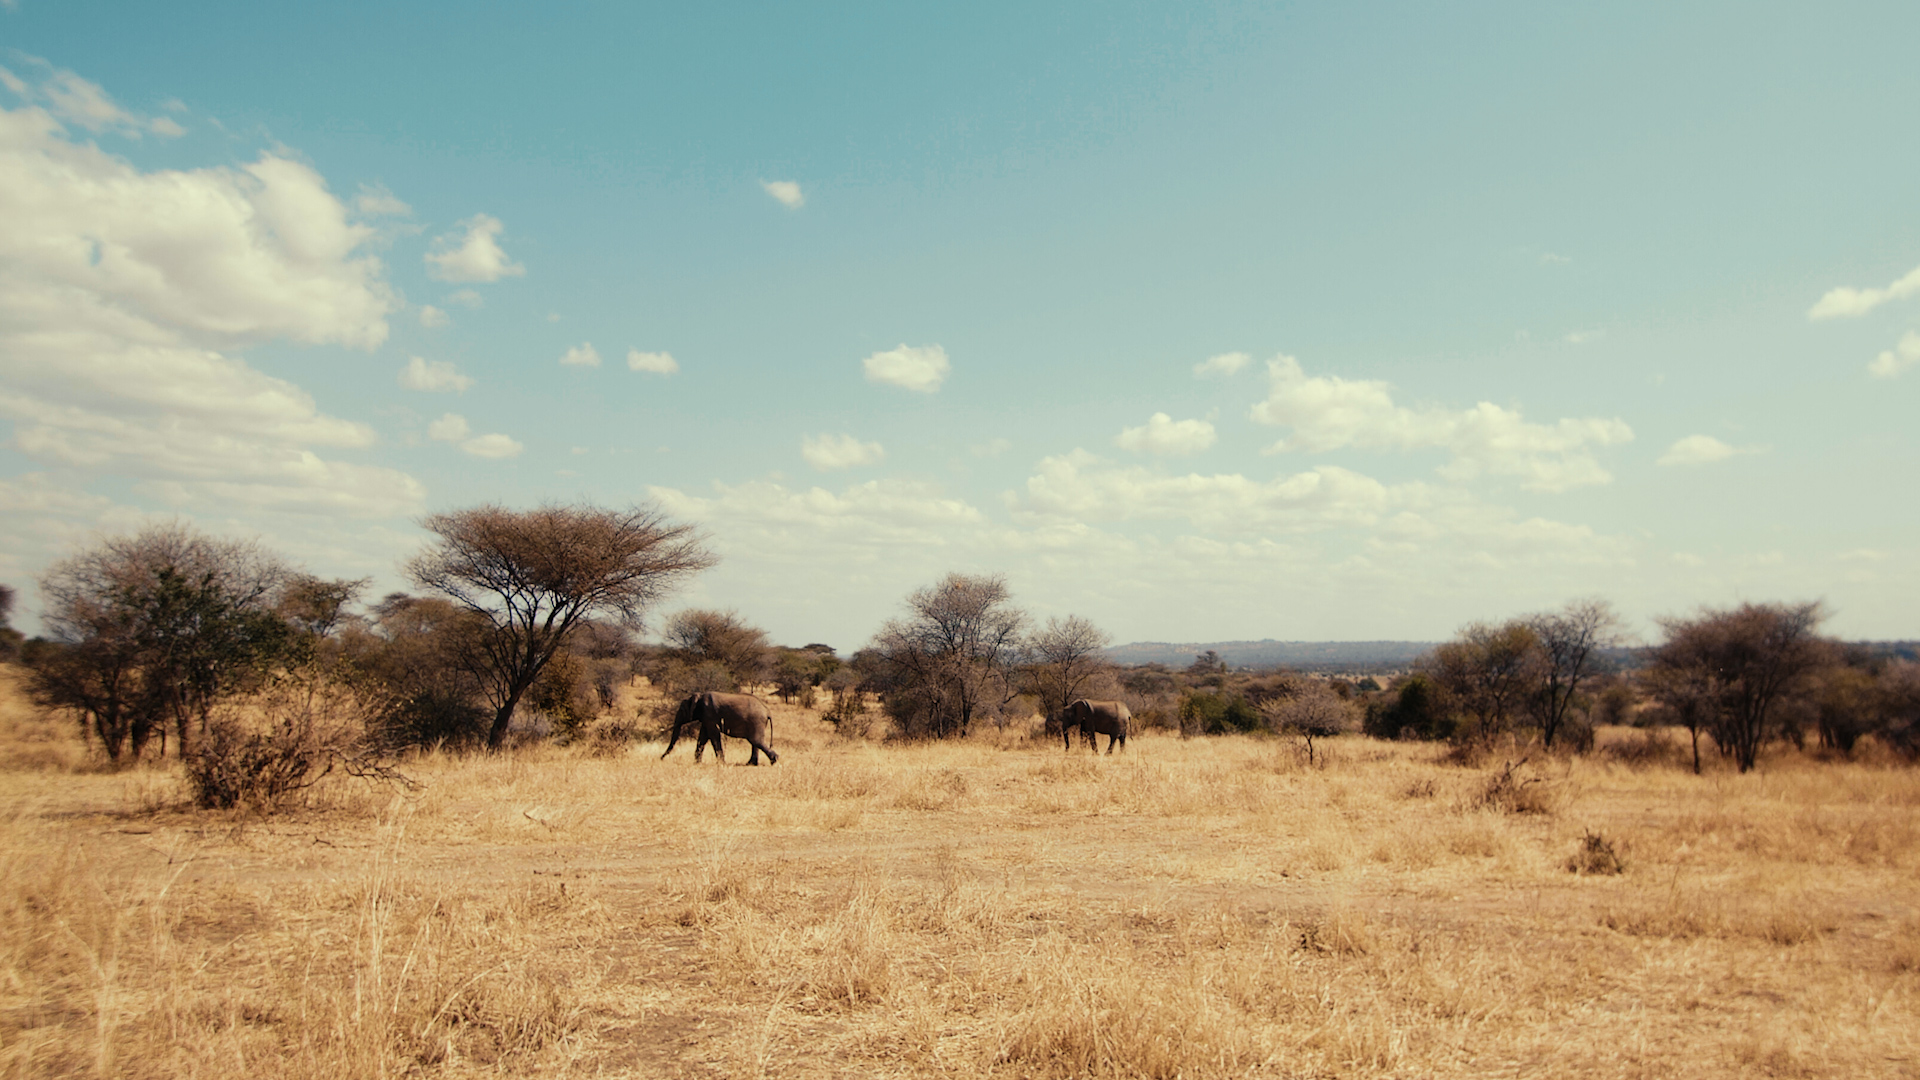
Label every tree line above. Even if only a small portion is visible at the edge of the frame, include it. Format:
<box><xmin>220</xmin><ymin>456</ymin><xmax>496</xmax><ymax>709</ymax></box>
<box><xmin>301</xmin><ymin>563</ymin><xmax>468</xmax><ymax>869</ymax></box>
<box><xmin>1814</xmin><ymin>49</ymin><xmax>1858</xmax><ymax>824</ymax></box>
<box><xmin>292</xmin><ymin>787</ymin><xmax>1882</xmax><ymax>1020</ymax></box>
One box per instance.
<box><xmin>4</xmin><ymin>502</ymin><xmax>1916</xmax><ymax>805</ymax></box>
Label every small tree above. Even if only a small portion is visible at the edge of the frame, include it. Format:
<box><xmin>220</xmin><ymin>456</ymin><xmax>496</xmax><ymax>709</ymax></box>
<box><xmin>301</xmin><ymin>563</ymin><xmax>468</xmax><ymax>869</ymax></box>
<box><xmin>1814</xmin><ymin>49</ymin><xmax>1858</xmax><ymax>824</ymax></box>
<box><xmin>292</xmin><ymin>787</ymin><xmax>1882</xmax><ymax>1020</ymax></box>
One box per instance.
<box><xmin>662</xmin><ymin>609</ymin><xmax>772</xmax><ymax>688</ymax></box>
<box><xmin>1524</xmin><ymin>598</ymin><xmax>1623</xmax><ymax>748</ymax></box>
<box><xmin>1025</xmin><ymin>615</ymin><xmax>1112</xmax><ymax>736</ymax></box>
<box><xmin>407</xmin><ymin>503</ymin><xmax>713</xmax><ymax>749</ymax></box>
<box><xmin>868</xmin><ymin>573</ymin><xmax>1027</xmax><ymax>738</ymax></box>
<box><xmin>1260</xmin><ymin>680</ymin><xmax>1361</xmax><ymax>765</ymax></box>
<box><xmin>1427</xmin><ymin>620</ymin><xmax>1542</xmax><ymax>746</ymax></box>
<box><xmin>32</xmin><ymin>523</ymin><xmax>293</xmax><ymax>760</ymax></box>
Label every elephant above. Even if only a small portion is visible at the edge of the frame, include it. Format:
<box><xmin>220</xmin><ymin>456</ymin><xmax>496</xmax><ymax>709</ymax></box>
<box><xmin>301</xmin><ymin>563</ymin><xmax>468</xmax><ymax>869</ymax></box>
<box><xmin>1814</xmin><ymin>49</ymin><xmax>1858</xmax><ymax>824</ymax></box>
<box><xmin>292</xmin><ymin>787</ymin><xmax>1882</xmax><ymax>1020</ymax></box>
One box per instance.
<box><xmin>661</xmin><ymin>691</ymin><xmax>780</xmax><ymax>765</ymax></box>
<box><xmin>1062</xmin><ymin>698</ymin><xmax>1131</xmax><ymax>754</ymax></box>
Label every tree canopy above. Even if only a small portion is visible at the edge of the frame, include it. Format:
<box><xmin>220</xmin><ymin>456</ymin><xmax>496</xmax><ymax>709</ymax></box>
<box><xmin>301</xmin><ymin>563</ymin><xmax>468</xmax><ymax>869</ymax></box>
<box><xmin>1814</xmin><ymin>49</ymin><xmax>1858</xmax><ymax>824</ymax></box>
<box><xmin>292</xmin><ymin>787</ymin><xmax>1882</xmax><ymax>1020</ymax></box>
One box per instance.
<box><xmin>407</xmin><ymin>502</ymin><xmax>713</xmax><ymax>748</ymax></box>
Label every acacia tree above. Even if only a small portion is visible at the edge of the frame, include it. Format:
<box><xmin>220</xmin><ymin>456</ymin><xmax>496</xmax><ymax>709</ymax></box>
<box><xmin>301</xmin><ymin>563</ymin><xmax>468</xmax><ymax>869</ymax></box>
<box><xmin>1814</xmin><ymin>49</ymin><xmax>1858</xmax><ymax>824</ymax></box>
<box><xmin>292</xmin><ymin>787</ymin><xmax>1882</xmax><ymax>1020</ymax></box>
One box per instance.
<box><xmin>1524</xmin><ymin>598</ymin><xmax>1624</xmax><ymax>747</ymax></box>
<box><xmin>1025</xmin><ymin>615</ymin><xmax>1112</xmax><ymax>735</ymax></box>
<box><xmin>869</xmin><ymin>573</ymin><xmax>1027</xmax><ymax>738</ymax></box>
<box><xmin>662</xmin><ymin>608</ymin><xmax>772</xmax><ymax>688</ymax></box>
<box><xmin>407</xmin><ymin>503</ymin><xmax>713</xmax><ymax>749</ymax></box>
<box><xmin>1648</xmin><ymin>601</ymin><xmax>1829</xmax><ymax>773</ymax></box>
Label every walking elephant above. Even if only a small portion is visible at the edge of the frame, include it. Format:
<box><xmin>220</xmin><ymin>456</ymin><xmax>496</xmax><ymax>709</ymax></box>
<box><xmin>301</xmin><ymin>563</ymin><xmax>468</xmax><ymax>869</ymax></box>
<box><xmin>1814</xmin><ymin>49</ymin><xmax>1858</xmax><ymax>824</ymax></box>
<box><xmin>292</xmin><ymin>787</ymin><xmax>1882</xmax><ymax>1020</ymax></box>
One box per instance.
<box><xmin>1063</xmin><ymin>698</ymin><xmax>1131</xmax><ymax>754</ymax></box>
<box><xmin>662</xmin><ymin>691</ymin><xmax>780</xmax><ymax>765</ymax></box>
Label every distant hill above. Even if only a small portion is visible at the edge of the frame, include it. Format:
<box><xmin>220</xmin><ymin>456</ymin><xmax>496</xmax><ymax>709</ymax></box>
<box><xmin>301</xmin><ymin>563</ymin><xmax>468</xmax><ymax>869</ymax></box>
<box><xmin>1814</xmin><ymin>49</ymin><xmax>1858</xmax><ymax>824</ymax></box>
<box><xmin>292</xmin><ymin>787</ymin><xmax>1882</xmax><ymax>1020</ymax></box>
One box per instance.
<box><xmin>1105</xmin><ymin>640</ymin><xmax>1437</xmax><ymax>672</ymax></box>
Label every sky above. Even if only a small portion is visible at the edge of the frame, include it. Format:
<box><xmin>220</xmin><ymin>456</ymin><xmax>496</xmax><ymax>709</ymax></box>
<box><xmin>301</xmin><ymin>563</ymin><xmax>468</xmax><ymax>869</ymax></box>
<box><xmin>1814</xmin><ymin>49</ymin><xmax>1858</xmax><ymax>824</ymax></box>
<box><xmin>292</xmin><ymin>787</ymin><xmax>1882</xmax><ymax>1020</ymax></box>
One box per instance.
<box><xmin>1</xmin><ymin>1</ymin><xmax>1916</xmax><ymax>650</ymax></box>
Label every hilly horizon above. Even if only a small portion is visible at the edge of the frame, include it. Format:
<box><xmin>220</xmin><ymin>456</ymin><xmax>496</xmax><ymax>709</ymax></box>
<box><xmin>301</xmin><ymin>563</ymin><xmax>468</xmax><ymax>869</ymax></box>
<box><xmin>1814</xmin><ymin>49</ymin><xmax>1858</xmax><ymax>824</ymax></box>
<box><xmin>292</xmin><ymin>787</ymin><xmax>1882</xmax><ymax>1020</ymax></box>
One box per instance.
<box><xmin>1104</xmin><ymin>640</ymin><xmax>1438</xmax><ymax>672</ymax></box>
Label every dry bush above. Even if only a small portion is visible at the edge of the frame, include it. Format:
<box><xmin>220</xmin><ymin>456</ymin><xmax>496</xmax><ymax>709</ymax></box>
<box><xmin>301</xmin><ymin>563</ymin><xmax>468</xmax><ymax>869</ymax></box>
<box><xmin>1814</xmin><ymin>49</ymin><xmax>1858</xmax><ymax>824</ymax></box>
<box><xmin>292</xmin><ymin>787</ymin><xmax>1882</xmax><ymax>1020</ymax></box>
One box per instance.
<box><xmin>1598</xmin><ymin>725</ymin><xmax>1689</xmax><ymax>769</ymax></box>
<box><xmin>1472</xmin><ymin>759</ymin><xmax>1556</xmax><ymax>814</ymax></box>
<box><xmin>184</xmin><ymin>673</ymin><xmax>407</xmax><ymax>811</ymax></box>
<box><xmin>1566</xmin><ymin>829</ymin><xmax>1626</xmax><ymax>875</ymax></box>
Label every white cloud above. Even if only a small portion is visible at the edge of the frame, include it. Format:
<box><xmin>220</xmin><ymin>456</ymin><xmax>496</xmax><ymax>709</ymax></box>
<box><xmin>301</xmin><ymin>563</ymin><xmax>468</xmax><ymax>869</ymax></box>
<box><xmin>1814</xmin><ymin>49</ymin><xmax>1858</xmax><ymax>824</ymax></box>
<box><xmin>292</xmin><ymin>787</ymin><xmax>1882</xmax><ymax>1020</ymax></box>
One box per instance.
<box><xmin>1249</xmin><ymin>355</ymin><xmax>1632</xmax><ymax>492</ymax></box>
<box><xmin>1564</xmin><ymin>329</ymin><xmax>1605</xmax><ymax>345</ymax></box>
<box><xmin>1868</xmin><ymin>330</ymin><xmax>1920</xmax><ymax>378</ymax></box>
<box><xmin>398</xmin><ymin>357</ymin><xmax>471</xmax><ymax>393</ymax></box>
<box><xmin>627</xmin><ymin>349</ymin><xmax>679</xmax><ymax>375</ymax></box>
<box><xmin>418</xmin><ymin>304</ymin><xmax>448</xmax><ymax>328</ymax></box>
<box><xmin>0</xmin><ymin>88</ymin><xmax>419</xmax><ymax>519</ymax></box>
<box><xmin>762</xmin><ymin>180</ymin><xmax>805</xmax><ymax>209</ymax></box>
<box><xmin>802</xmin><ymin>432</ymin><xmax>885</xmax><ymax>471</ymax></box>
<box><xmin>1</xmin><ymin>60</ymin><xmax>183</xmax><ymax>138</ymax></box>
<box><xmin>559</xmin><ymin>342</ymin><xmax>602</xmax><ymax>368</ymax></box>
<box><xmin>446</xmin><ymin>289</ymin><xmax>484</xmax><ymax>309</ymax></box>
<box><xmin>1115</xmin><ymin>413</ymin><xmax>1217</xmax><ymax>456</ymax></box>
<box><xmin>1193</xmin><ymin>351</ymin><xmax>1251</xmax><ymax>378</ymax></box>
<box><xmin>1540</xmin><ymin>252</ymin><xmax>1572</xmax><ymax>266</ymax></box>
<box><xmin>1808</xmin><ymin>264</ymin><xmax>1920</xmax><ymax>320</ymax></box>
<box><xmin>459</xmin><ymin>433</ymin><xmax>523</xmax><ymax>459</ymax></box>
<box><xmin>353</xmin><ymin>184</ymin><xmax>411</xmax><ymax>217</ymax></box>
<box><xmin>427</xmin><ymin>412</ymin><xmax>519</xmax><ymax>458</ymax></box>
<box><xmin>425</xmin><ymin>213</ymin><xmax>525</xmax><ymax>283</ymax></box>
<box><xmin>863</xmin><ymin>343</ymin><xmax>950</xmax><ymax>392</ymax></box>
<box><xmin>427</xmin><ymin>413</ymin><xmax>471</xmax><ymax>442</ymax></box>
<box><xmin>1657</xmin><ymin>434</ymin><xmax>1760</xmax><ymax>466</ymax></box>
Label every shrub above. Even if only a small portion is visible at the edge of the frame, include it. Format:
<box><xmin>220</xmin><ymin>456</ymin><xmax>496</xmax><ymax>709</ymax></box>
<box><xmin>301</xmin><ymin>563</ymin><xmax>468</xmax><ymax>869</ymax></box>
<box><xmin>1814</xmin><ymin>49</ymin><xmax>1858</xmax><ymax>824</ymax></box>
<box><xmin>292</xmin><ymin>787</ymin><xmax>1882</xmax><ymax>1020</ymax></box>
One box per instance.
<box><xmin>1567</xmin><ymin>829</ymin><xmax>1626</xmax><ymax>874</ymax></box>
<box><xmin>1474</xmin><ymin>759</ymin><xmax>1553</xmax><ymax>815</ymax></box>
<box><xmin>1178</xmin><ymin>690</ymin><xmax>1263</xmax><ymax>735</ymax></box>
<box><xmin>184</xmin><ymin>672</ymin><xmax>408</xmax><ymax>811</ymax></box>
<box><xmin>1364</xmin><ymin>675</ymin><xmax>1454</xmax><ymax>741</ymax></box>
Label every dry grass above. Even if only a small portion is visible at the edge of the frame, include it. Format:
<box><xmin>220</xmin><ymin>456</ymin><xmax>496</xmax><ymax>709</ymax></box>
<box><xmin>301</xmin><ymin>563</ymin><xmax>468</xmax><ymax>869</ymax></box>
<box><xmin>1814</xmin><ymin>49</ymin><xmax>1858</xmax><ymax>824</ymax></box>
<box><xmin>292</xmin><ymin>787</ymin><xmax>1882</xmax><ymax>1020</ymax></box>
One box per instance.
<box><xmin>2</xmin><ymin>674</ymin><xmax>1917</xmax><ymax>1078</ymax></box>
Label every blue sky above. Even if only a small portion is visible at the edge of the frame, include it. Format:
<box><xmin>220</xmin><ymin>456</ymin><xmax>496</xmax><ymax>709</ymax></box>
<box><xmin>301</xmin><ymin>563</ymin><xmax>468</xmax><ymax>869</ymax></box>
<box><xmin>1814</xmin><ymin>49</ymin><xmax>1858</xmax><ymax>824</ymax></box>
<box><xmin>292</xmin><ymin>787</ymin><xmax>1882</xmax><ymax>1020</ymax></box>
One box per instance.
<box><xmin>2</xmin><ymin>1</ymin><xmax>1916</xmax><ymax>648</ymax></box>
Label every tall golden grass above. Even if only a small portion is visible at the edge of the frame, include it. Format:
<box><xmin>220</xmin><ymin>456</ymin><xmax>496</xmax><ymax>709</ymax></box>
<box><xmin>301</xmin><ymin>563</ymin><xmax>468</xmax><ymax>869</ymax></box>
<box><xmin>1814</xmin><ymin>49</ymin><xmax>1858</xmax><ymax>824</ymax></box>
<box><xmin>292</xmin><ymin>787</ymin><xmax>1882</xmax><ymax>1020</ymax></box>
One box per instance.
<box><xmin>1</xmin><ymin>672</ymin><xmax>1915</xmax><ymax>1077</ymax></box>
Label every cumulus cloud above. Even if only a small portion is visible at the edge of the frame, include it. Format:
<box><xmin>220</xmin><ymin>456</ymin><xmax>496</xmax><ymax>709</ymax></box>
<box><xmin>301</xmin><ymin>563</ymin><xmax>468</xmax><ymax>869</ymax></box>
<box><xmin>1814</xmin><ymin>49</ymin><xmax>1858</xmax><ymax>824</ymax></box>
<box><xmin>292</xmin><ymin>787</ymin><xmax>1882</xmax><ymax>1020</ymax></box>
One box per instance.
<box><xmin>353</xmin><ymin>184</ymin><xmax>411</xmax><ymax>217</ymax></box>
<box><xmin>559</xmin><ymin>342</ymin><xmax>602</xmax><ymax>368</ymax></box>
<box><xmin>427</xmin><ymin>413</ymin><xmax>471</xmax><ymax>442</ymax></box>
<box><xmin>1249</xmin><ymin>355</ymin><xmax>1632</xmax><ymax>491</ymax></box>
<box><xmin>627</xmin><ymin>349</ymin><xmax>679</xmax><ymax>375</ymax></box>
<box><xmin>1115</xmin><ymin>413</ymin><xmax>1217</xmax><ymax>456</ymax></box>
<box><xmin>863</xmin><ymin>343</ymin><xmax>950</xmax><ymax>392</ymax></box>
<box><xmin>425</xmin><ymin>213</ymin><xmax>525</xmax><ymax>283</ymax></box>
<box><xmin>0</xmin><ymin>87</ymin><xmax>420</xmax><ymax>518</ymax></box>
<box><xmin>762</xmin><ymin>180</ymin><xmax>804</xmax><ymax>209</ymax></box>
<box><xmin>426</xmin><ymin>414</ymin><xmax>520</xmax><ymax>458</ymax></box>
<box><xmin>1</xmin><ymin>59</ymin><xmax>183</xmax><ymax>138</ymax></box>
<box><xmin>417</xmin><ymin>304</ymin><xmax>448</xmax><ymax>328</ymax></box>
<box><xmin>1868</xmin><ymin>331</ymin><xmax>1920</xmax><ymax>378</ymax></box>
<box><xmin>1564</xmin><ymin>329</ymin><xmax>1605</xmax><ymax>345</ymax></box>
<box><xmin>1657</xmin><ymin>434</ymin><xmax>1760</xmax><ymax>466</ymax></box>
<box><xmin>1193</xmin><ymin>352</ymin><xmax>1251</xmax><ymax>378</ymax></box>
<box><xmin>647</xmin><ymin>453</ymin><xmax>1640</xmax><ymax>646</ymax></box>
<box><xmin>398</xmin><ymin>357</ymin><xmax>471</xmax><ymax>393</ymax></box>
<box><xmin>459</xmin><ymin>433</ymin><xmax>523</xmax><ymax>459</ymax></box>
<box><xmin>802</xmin><ymin>432</ymin><xmax>885</xmax><ymax>471</ymax></box>
<box><xmin>446</xmin><ymin>289</ymin><xmax>484</xmax><ymax>309</ymax></box>
<box><xmin>1809</xmin><ymin>264</ymin><xmax>1920</xmax><ymax>320</ymax></box>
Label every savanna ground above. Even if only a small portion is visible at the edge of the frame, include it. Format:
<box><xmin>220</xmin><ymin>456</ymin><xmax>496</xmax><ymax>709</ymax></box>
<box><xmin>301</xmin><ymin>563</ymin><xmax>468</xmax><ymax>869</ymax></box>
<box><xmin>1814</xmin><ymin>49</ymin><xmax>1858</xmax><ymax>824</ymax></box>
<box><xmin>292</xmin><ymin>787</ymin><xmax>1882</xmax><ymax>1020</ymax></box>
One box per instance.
<box><xmin>2</xmin><ymin>668</ymin><xmax>1917</xmax><ymax>1079</ymax></box>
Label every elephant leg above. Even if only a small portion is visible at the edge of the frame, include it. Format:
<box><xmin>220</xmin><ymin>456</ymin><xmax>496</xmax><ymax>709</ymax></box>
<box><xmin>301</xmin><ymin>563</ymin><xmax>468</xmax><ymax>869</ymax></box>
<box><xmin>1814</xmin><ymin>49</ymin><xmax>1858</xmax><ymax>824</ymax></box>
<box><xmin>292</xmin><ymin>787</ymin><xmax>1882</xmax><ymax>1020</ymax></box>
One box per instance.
<box><xmin>1105</xmin><ymin>731</ymin><xmax>1116</xmax><ymax>754</ymax></box>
